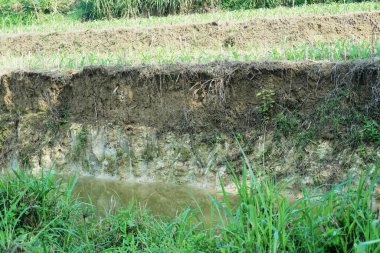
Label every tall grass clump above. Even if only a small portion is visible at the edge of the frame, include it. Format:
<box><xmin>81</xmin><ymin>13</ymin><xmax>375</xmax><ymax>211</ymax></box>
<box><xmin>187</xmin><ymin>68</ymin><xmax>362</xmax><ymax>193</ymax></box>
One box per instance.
<box><xmin>0</xmin><ymin>0</ymin><xmax>375</xmax><ymax>23</ymax></box>
<box><xmin>221</xmin><ymin>0</ymin><xmax>372</xmax><ymax>10</ymax></box>
<box><xmin>78</xmin><ymin>0</ymin><xmax>373</xmax><ymax>19</ymax></box>
<box><xmin>214</xmin><ymin>146</ymin><xmax>380</xmax><ymax>252</ymax></box>
<box><xmin>0</xmin><ymin>169</ymin><xmax>80</xmax><ymax>252</ymax></box>
<box><xmin>0</xmin><ymin>0</ymin><xmax>75</xmax><ymax>26</ymax></box>
<box><xmin>78</xmin><ymin>0</ymin><xmax>219</xmax><ymax>19</ymax></box>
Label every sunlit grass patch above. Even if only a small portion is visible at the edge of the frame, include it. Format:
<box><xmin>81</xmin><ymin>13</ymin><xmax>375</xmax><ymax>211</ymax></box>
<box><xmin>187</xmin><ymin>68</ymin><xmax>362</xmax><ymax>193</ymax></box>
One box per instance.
<box><xmin>1</xmin><ymin>2</ymin><xmax>379</xmax><ymax>34</ymax></box>
<box><xmin>1</xmin><ymin>38</ymin><xmax>378</xmax><ymax>70</ymax></box>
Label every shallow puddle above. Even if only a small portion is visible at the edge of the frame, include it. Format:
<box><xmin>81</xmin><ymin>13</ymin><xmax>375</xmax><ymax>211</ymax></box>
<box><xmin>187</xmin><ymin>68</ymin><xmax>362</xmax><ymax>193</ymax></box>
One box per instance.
<box><xmin>72</xmin><ymin>176</ymin><xmax>231</xmax><ymax>217</ymax></box>
<box><xmin>69</xmin><ymin>176</ymin><xmax>380</xmax><ymax>219</ymax></box>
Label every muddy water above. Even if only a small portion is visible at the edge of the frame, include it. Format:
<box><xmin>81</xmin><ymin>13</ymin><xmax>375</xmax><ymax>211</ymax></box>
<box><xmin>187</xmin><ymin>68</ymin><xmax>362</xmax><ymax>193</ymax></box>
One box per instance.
<box><xmin>72</xmin><ymin>176</ymin><xmax>231</xmax><ymax>217</ymax></box>
<box><xmin>70</xmin><ymin>176</ymin><xmax>380</xmax><ymax>219</ymax></box>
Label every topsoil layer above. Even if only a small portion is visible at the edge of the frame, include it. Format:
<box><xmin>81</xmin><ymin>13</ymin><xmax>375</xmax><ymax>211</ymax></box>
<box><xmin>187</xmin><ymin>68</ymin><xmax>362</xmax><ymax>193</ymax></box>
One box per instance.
<box><xmin>1</xmin><ymin>12</ymin><xmax>380</xmax><ymax>56</ymax></box>
<box><xmin>1</xmin><ymin>60</ymin><xmax>379</xmax><ymax>132</ymax></box>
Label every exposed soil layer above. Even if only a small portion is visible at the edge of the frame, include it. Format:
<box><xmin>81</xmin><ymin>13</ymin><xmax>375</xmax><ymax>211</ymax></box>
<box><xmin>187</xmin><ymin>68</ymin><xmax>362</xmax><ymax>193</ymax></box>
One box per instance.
<box><xmin>1</xmin><ymin>12</ymin><xmax>379</xmax><ymax>56</ymax></box>
<box><xmin>1</xmin><ymin>60</ymin><xmax>379</xmax><ymax>128</ymax></box>
<box><xmin>0</xmin><ymin>60</ymin><xmax>379</xmax><ymax>187</ymax></box>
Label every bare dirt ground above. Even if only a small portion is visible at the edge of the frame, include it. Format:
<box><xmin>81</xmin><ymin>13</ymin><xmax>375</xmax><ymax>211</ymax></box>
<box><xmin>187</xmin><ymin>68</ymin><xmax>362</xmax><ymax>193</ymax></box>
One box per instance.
<box><xmin>1</xmin><ymin>12</ymin><xmax>379</xmax><ymax>56</ymax></box>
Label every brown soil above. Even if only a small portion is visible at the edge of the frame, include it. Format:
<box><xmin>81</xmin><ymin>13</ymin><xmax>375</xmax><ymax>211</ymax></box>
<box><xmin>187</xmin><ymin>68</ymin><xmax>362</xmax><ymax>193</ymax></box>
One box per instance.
<box><xmin>0</xmin><ymin>60</ymin><xmax>378</xmax><ymax>132</ymax></box>
<box><xmin>1</xmin><ymin>12</ymin><xmax>379</xmax><ymax>56</ymax></box>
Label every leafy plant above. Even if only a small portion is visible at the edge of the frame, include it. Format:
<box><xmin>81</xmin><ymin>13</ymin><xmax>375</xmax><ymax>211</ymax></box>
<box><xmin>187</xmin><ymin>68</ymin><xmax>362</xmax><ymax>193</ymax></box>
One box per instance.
<box><xmin>256</xmin><ymin>88</ymin><xmax>275</xmax><ymax>120</ymax></box>
<box><xmin>362</xmin><ymin>118</ymin><xmax>380</xmax><ymax>144</ymax></box>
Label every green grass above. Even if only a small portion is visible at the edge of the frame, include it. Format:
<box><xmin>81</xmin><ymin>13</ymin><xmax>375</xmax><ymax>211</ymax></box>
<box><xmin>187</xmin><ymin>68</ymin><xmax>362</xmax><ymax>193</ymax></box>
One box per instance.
<box><xmin>79</xmin><ymin>0</ymin><xmax>373</xmax><ymax>20</ymax></box>
<box><xmin>1</xmin><ymin>155</ymin><xmax>379</xmax><ymax>252</ymax></box>
<box><xmin>1</xmin><ymin>2</ymin><xmax>379</xmax><ymax>34</ymax></box>
<box><xmin>0</xmin><ymin>0</ymin><xmax>374</xmax><ymax>26</ymax></box>
<box><xmin>1</xmin><ymin>38</ymin><xmax>378</xmax><ymax>70</ymax></box>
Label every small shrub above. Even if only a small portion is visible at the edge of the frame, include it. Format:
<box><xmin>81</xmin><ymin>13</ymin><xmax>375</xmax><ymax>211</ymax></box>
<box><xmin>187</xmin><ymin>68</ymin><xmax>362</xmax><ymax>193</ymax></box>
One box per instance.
<box><xmin>362</xmin><ymin>118</ymin><xmax>380</xmax><ymax>144</ymax></box>
<box><xmin>256</xmin><ymin>88</ymin><xmax>275</xmax><ymax>121</ymax></box>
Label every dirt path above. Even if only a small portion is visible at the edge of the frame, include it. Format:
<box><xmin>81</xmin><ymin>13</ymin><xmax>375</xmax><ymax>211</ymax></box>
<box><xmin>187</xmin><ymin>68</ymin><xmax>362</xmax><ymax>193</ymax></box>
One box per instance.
<box><xmin>1</xmin><ymin>12</ymin><xmax>379</xmax><ymax>56</ymax></box>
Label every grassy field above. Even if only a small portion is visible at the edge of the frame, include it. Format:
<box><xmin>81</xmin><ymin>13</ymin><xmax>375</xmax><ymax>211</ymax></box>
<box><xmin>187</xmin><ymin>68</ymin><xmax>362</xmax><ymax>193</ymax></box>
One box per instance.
<box><xmin>1</xmin><ymin>159</ymin><xmax>379</xmax><ymax>252</ymax></box>
<box><xmin>1</xmin><ymin>2</ymin><xmax>379</xmax><ymax>34</ymax></box>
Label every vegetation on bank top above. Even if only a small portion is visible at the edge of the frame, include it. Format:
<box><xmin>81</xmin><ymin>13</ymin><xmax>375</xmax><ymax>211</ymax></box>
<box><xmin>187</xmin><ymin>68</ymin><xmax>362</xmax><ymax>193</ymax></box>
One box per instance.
<box><xmin>0</xmin><ymin>0</ymin><xmax>378</xmax><ymax>29</ymax></box>
<box><xmin>1</xmin><ymin>38</ymin><xmax>378</xmax><ymax>70</ymax></box>
<box><xmin>76</xmin><ymin>0</ymin><xmax>374</xmax><ymax>20</ymax></box>
<box><xmin>1</xmin><ymin>159</ymin><xmax>379</xmax><ymax>252</ymax></box>
<box><xmin>1</xmin><ymin>2</ymin><xmax>379</xmax><ymax>34</ymax></box>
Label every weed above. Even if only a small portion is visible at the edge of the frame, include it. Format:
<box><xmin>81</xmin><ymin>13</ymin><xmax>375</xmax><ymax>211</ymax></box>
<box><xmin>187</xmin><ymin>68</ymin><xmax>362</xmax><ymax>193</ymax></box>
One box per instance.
<box><xmin>256</xmin><ymin>87</ymin><xmax>275</xmax><ymax>121</ymax></box>
<box><xmin>0</xmin><ymin>120</ymin><xmax>10</xmax><ymax>150</ymax></box>
<box><xmin>178</xmin><ymin>147</ymin><xmax>192</xmax><ymax>162</ymax></box>
<box><xmin>362</xmin><ymin>118</ymin><xmax>380</xmax><ymax>144</ymax></box>
<box><xmin>141</xmin><ymin>138</ymin><xmax>158</xmax><ymax>162</ymax></box>
<box><xmin>235</xmin><ymin>132</ymin><xmax>244</xmax><ymax>142</ymax></box>
<box><xmin>71</xmin><ymin>126</ymin><xmax>88</xmax><ymax>161</ymax></box>
<box><xmin>296</xmin><ymin>128</ymin><xmax>317</xmax><ymax>147</ymax></box>
<box><xmin>0</xmin><ymin>169</ymin><xmax>80</xmax><ymax>252</ymax></box>
<box><xmin>46</xmin><ymin>107</ymin><xmax>69</xmax><ymax>131</ymax></box>
<box><xmin>216</xmin><ymin>146</ymin><xmax>380</xmax><ymax>252</ymax></box>
<box><xmin>0</xmin><ymin>0</ymin><xmax>75</xmax><ymax>26</ymax></box>
<box><xmin>273</xmin><ymin>112</ymin><xmax>300</xmax><ymax>138</ymax></box>
<box><xmin>357</xmin><ymin>144</ymin><xmax>376</xmax><ymax>163</ymax></box>
<box><xmin>78</xmin><ymin>0</ymin><xmax>219</xmax><ymax>20</ymax></box>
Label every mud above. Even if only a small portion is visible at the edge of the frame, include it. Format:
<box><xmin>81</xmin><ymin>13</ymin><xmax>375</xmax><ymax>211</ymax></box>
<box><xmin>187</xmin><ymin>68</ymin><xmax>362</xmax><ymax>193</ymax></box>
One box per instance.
<box><xmin>1</xmin><ymin>12</ymin><xmax>379</xmax><ymax>56</ymax></box>
<box><xmin>0</xmin><ymin>60</ymin><xmax>379</xmax><ymax>189</ymax></box>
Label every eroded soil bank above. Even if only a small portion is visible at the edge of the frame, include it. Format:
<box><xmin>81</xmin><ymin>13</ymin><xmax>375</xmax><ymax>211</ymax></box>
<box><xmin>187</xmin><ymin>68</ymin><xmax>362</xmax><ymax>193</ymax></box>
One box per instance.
<box><xmin>0</xmin><ymin>60</ymin><xmax>379</xmax><ymax>189</ymax></box>
<box><xmin>1</xmin><ymin>12</ymin><xmax>379</xmax><ymax>56</ymax></box>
